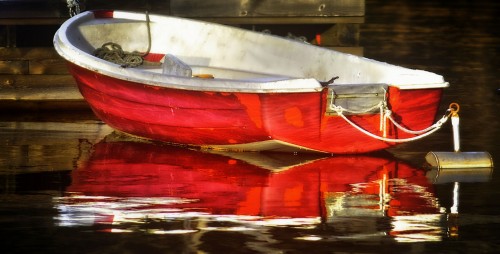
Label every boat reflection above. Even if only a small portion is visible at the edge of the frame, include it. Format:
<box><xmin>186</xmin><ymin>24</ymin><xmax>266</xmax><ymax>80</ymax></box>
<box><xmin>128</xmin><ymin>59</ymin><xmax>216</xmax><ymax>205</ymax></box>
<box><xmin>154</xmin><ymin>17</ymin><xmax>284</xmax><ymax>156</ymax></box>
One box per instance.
<box><xmin>55</xmin><ymin>138</ymin><xmax>447</xmax><ymax>243</ymax></box>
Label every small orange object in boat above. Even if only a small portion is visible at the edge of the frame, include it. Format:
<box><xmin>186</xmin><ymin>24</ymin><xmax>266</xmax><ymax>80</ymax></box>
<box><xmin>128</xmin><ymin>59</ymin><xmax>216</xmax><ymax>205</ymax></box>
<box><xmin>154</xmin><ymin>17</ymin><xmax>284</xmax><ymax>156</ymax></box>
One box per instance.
<box><xmin>193</xmin><ymin>74</ymin><xmax>214</xmax><ymax>79</ymax></box>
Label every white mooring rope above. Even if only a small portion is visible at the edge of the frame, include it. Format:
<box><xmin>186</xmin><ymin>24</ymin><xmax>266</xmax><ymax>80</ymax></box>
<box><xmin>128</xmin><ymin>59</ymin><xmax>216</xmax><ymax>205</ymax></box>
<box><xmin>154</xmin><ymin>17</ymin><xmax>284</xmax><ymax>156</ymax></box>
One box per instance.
<box><xmin>330</xmin><ymin>104</ymin><xmax>451</xmax><ymax>143</ymax></box>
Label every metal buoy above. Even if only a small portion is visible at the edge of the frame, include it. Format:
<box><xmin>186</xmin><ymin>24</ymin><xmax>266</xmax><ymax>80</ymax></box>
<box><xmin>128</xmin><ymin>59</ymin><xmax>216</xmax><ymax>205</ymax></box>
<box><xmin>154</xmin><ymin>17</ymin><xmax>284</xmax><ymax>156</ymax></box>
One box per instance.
<box><xmin>425</xmin><ymin>103</ymin><xmax>494</xmax><ymax>169</ymax></box>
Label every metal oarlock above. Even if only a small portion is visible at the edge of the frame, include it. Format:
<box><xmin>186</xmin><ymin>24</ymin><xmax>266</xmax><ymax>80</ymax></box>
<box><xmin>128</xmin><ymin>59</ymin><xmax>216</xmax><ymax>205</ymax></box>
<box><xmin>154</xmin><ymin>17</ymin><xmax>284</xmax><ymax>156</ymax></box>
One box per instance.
<box><xmin>425</xmin><ymin>103</ymin><xmax>494</xmax><ymax>169</ymax></box>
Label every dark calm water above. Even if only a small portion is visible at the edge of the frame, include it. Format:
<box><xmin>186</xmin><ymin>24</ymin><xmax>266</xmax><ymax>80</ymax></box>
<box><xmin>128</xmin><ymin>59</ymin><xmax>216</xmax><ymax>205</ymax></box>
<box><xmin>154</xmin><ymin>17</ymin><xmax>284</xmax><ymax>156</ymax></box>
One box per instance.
<box><xmin>1</xmin><ymin>1</ymin><xmax>499</xmax><ymax>253</ymax></box>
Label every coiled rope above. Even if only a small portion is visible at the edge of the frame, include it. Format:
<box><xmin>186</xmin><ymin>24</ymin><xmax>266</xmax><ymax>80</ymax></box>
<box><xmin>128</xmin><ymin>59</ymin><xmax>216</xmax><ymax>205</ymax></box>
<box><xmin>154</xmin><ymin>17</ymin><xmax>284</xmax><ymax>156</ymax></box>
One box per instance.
<box><xmin>93</xmin><ymin>42</ymin><xmax>144</xmax><ymax>68</ymax></box>
<box><xmin>93</xmin><ymin>12</ymin><xmax>152</xmax><ymax>68</ymax></box>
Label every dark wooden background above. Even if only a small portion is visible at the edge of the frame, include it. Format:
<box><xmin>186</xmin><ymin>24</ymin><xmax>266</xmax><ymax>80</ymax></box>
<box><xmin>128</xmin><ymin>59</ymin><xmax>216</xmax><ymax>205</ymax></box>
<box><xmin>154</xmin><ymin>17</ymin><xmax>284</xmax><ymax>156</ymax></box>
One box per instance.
<box><xmin>0</xmin><ymin>0</ymin><xmax>364</xmax><ymax>110</ymax></box>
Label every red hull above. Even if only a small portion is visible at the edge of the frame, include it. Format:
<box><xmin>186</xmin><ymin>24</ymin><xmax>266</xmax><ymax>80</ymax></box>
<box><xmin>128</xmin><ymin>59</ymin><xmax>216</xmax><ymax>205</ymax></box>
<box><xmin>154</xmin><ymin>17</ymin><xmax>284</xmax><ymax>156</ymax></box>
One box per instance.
<box><xmin>69</xmin><ymin>63</ymin><xmax>443</xmax><ymax>153</ymax></box>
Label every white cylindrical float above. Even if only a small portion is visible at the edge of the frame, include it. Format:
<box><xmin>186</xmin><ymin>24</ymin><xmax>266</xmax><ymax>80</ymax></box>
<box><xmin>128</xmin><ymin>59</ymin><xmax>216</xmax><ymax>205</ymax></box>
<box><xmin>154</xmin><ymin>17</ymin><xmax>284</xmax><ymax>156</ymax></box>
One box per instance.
<box><xmin>425</xmin><ymin>103</ymin><xmax>494</xmax><ymax>169</ymax></box>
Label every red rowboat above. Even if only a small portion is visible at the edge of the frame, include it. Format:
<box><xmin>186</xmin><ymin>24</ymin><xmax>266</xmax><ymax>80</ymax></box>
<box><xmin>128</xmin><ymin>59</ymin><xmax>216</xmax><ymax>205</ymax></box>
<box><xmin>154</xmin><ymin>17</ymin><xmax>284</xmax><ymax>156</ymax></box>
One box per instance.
<box><xmin>53</xmin><ymin>10</ymin><xmax>449</xmax><ymax>153</ymax></box>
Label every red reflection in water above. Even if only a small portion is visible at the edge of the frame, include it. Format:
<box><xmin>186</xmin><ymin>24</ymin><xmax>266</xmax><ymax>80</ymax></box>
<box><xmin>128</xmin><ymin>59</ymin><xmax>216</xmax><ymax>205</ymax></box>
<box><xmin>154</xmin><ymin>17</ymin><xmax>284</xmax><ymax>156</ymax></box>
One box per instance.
<box><xmin>65</xmin><ymin>140</ymin><xmax>440</xmax><ymax>220</ymax></box>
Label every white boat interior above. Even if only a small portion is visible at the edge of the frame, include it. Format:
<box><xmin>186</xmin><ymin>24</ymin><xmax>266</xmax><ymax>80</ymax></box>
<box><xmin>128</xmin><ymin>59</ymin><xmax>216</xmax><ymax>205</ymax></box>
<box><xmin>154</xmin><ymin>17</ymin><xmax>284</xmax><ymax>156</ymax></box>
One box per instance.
<box><xmin>140</xmin><ymin>64</ymin><xmax>292</xmax><ymax>83</ymax></box>
<box><xmin>54</xmin><ymin>10</ymin><xmax>448</xmax><ymax>92</ymax></box>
